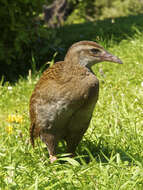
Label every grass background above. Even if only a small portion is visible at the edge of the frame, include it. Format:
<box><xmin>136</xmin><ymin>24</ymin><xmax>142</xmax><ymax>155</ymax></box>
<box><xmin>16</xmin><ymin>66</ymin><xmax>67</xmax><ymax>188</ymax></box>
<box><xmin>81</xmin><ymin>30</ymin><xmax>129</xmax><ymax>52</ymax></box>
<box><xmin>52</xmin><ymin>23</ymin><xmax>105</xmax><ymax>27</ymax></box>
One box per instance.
<box><xmin>0</xmin><ymin>14</ymin><xmax>143</xmax><ymax>189</ymax></box>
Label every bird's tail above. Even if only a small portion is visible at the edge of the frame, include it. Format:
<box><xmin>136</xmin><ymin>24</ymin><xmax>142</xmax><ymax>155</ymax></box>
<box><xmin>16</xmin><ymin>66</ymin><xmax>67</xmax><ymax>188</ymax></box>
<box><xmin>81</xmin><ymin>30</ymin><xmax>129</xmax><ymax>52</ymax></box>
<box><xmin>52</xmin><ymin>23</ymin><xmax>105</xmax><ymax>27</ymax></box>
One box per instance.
<box><xmin>30</xmin><ymin>123</ymin><xmax>35</xmax><ymax>147</ymax></box>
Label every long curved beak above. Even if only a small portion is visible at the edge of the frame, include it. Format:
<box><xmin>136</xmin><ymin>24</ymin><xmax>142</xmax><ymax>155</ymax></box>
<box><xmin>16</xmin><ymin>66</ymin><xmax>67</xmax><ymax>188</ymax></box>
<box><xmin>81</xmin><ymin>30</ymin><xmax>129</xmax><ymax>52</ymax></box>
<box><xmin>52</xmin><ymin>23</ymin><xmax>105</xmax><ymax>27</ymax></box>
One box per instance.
<box><xmin>102</xmin><ymin>51</ymin><xmax>123</xmax><ymax>64</ymax></box>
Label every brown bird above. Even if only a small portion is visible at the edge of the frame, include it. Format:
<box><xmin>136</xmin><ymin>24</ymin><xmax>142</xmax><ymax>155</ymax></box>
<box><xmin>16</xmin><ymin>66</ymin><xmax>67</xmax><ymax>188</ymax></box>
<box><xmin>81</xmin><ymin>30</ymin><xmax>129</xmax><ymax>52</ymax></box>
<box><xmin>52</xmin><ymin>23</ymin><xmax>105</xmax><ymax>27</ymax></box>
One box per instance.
<box><xmin>29</xmin><ymin>41</ymin><xmax>122</xmax><ymax>163</ymax></box>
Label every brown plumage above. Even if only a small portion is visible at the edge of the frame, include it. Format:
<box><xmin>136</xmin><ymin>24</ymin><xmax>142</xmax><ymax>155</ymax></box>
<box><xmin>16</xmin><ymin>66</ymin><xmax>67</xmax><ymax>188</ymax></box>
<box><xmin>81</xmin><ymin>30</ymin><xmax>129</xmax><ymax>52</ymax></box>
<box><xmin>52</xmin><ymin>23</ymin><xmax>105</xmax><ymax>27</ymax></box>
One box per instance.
<box><xmin>29</xmin><ymin>41</ymin><xmax>122</xmax><ymax>163</ymax></box>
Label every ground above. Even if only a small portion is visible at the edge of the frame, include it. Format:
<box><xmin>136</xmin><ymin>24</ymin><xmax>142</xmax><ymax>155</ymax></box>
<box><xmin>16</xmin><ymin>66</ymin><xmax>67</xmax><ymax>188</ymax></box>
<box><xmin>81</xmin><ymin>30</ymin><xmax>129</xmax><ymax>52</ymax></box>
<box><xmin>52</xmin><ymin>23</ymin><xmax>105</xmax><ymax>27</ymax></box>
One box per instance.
<box><xmin>0</xmin><ymin>14</ymin><xmax>143</xmax><ymax>189</ymax></box>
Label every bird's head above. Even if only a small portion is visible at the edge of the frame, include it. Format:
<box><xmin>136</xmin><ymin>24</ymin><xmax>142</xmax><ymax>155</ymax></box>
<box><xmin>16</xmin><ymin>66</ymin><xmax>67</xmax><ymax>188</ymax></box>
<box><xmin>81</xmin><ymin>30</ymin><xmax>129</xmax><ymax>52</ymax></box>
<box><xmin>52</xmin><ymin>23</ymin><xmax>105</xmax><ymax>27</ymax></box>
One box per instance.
<box><xmin>65</xmin><ymin>41</ymin><xmax>123</xmax><ymax>68</ymax></box>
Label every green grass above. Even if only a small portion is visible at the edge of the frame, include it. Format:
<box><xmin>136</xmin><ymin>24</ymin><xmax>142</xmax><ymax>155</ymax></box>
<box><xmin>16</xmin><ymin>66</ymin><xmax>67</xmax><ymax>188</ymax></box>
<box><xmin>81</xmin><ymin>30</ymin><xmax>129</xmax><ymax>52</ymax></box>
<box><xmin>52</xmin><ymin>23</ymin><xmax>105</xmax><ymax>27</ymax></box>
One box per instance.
<box><xmin>0</xmin><ymin>17</ymin><xmax>143</xmax><ymax>189</ymax></box>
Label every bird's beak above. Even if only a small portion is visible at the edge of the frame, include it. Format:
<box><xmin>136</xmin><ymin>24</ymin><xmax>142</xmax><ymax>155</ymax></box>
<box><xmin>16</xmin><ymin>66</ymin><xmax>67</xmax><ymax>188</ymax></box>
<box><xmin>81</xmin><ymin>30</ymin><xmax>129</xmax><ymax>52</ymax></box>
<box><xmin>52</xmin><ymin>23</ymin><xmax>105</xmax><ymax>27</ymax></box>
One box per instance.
<box><xmin>102</xmin><ymin>51</ymin><xmax>123</xmax><ymax>64</ymax></box>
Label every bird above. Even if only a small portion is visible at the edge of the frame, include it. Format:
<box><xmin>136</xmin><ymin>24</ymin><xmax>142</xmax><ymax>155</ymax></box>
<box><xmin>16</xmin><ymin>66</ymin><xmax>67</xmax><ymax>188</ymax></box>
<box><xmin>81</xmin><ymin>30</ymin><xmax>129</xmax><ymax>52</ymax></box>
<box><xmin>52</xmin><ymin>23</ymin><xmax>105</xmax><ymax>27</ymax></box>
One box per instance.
<box><xmin>29</xmin><ymin>41</ymin><xmax>122</xmax><ymax>163</ymax></box>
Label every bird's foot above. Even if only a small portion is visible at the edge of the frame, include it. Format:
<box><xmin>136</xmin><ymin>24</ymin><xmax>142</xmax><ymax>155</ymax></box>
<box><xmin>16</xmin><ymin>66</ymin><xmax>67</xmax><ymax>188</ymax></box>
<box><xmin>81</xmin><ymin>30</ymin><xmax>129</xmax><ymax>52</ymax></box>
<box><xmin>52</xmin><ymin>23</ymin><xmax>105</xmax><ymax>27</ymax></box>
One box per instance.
<box><xmin>50</xmin><ymin>155</ymin><xmax>57</xmax><ymax>163</ymax></box>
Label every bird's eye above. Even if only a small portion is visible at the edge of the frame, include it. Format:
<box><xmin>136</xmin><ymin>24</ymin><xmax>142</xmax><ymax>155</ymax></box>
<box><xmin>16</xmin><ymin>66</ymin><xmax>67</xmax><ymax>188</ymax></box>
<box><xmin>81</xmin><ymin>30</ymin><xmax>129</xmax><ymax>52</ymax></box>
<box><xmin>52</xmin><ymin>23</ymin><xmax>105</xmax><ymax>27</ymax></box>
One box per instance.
<box><xmin>90</xmin><ymin>48</ymin><xmax>100</xmax><ymax>54</ymax></box>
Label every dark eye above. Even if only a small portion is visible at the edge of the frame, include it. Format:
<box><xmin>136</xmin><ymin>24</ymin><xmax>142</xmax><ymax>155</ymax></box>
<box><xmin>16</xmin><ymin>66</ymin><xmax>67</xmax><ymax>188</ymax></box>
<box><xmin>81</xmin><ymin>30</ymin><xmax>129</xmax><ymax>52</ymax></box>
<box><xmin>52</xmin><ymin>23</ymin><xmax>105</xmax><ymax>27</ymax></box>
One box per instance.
<box><xmin>90</xmin><ymin>48</ymin><xmax>100</xmax><ymax>54</ymax></box>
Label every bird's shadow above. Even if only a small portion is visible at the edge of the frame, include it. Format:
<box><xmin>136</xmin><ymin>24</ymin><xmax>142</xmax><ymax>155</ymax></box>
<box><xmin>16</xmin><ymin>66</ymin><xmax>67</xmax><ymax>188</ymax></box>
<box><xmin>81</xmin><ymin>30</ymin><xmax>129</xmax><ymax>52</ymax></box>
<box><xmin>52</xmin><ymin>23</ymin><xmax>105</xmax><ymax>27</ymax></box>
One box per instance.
<box><xmin>75</xmin><ymin>139</ymin><xmax>142</xmax><ymax>166</ymax></box>
<box><xmin>75</xmin><ymin>140</ymin><xmax>131</xmax><ymax>164</ymax></box>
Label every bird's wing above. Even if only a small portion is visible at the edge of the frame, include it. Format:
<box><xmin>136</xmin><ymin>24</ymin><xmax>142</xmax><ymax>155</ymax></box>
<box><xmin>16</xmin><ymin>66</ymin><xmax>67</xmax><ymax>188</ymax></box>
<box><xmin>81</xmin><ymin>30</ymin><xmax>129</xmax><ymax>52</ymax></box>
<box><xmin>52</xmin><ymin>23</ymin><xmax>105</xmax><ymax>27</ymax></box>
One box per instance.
<box><xmin>29</xmin><ymin>62</ymin><xmax>99</xmax><ymax>138</ymax></box>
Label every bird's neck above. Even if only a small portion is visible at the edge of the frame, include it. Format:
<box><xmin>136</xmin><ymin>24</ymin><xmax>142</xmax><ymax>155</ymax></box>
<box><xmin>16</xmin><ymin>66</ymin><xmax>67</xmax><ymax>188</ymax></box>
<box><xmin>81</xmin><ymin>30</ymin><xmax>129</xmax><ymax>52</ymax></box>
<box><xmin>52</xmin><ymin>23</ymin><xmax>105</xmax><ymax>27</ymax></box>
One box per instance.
<box><xmin>64</xmin><ymin>53</ymin><xmax>97</xmax><ymax>77</ymax></box>
<box><xmin>64</xmin><ymin>51</ymin><xmax>93</xmax><ymax>71</ymax></box>
<box><xmin>64</xmin><ymin>51</ymin><xmax>79</xmax><ymax>65</ymax></box>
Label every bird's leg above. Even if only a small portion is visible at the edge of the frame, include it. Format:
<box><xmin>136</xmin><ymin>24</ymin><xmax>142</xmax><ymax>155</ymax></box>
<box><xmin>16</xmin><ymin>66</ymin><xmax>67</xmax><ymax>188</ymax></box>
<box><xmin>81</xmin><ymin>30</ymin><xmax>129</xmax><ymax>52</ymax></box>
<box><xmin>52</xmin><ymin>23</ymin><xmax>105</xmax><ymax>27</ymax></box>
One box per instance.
<box><xmin>66</xmin><ymin>142</ymin><xmax>78</xmax><ymax>158</ymax></box>
<box><xmin>40</xmin><ymin>132</ymin><xmax>57</xmax><ymax>163</ymax></box>
<box><xmin>66</xmin><ymin>135</ymin><xmax>83</xmax><ymax>157</ymax></box>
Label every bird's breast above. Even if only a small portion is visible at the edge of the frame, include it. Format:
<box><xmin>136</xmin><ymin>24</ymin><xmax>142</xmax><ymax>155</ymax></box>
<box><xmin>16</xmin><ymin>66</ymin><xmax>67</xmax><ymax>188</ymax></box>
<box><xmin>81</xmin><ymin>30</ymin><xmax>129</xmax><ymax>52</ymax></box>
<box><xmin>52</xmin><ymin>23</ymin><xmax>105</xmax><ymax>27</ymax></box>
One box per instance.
<box><xmin>67</xmin><ymin>73</ymin><xmax>99</xmax><ymax>102</ymax></box>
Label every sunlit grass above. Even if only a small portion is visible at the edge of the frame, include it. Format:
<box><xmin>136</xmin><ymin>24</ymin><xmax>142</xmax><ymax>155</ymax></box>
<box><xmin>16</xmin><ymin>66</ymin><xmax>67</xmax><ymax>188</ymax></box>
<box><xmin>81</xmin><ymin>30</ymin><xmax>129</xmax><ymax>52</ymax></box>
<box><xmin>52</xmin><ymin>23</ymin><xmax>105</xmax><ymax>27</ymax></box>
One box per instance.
<box><xmin>0</xmin><ymin>29</ymin><xmax>143</xmax><ymax>189</ymax></box>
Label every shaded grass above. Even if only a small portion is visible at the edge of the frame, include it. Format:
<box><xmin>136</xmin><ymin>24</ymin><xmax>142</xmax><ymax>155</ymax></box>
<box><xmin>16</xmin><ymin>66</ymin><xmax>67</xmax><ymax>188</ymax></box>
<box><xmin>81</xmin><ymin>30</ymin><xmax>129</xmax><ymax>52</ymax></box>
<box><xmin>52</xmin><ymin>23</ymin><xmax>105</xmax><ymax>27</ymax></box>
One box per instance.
<box><xmin>52</xmin><ymin>14</ymin><xmax>143</xmax><ymax>61</ymax></box>
<box><xmin>0</xmin><ymin>18</ymin><xmax>143</xmax><ymax>189</ymax></box>
<box><xmin>4</xmin><ymin>14</ymin><xmax>143</xmax><ymax>83</ymax></box>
